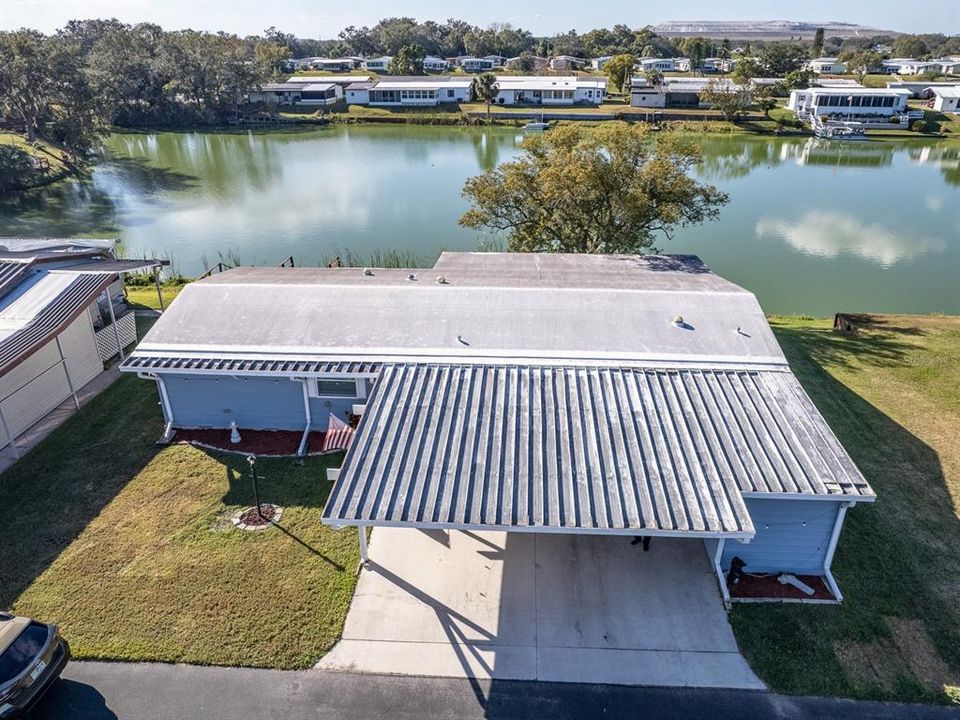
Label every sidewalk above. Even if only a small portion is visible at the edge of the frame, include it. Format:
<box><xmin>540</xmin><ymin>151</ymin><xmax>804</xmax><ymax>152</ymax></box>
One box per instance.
<box><xmin>33</xmin><ymin>662</ymin><xmax>960</xmax><ymax>720</ymax></box>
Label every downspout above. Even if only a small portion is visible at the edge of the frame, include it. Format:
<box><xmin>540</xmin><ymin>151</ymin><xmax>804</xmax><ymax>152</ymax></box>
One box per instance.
<box><xmin>140</xmin><ymin>372</ymin><xmax>176</xmax><ymax>442</ymax></box>
<box><xmin>297</xmin><ymin>378</ymin><xmax>312</xmax><ymax>457</ymax></box>
<box><xmin>822</xmin><ymin>502</ymin><xmax>853</xmax><ymax>603</ymax></box>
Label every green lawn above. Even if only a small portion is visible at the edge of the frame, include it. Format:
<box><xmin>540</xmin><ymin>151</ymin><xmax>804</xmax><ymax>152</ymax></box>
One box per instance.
<box><xmin>126</xmin><ymin>283</ymin><xmax>185</xmax><ymax>311</ymax></box>
<box><xmin>734</xmin><ymin>315</ymin><xmax>960</xmax><ymax>705</ymax></box>
<box><xmin>0</xmin><ymin>368</ymin><xmax>360</xmax><ymax>668</ymax></box>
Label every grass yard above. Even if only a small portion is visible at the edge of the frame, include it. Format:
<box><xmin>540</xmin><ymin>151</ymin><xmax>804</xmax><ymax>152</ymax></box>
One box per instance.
<box><xmin>126</xmin><ymin>283</ymin><xmax>185</xmax><ymax>311</ymax></box>
<box><xmin>734</xmin><ymin>315</ymin><xmax>960</xmax><ymax>705</ymax></box>
<box><xmin>0</xmin><ymin>371</ymin><xmax>360</xmax><ymax>669</ymax></box>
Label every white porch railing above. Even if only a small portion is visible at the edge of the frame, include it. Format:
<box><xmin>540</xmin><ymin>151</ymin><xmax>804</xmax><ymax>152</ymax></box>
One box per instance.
<box><xmin>95</xmin><ymin>310</ymin><xmax>137</xmax><ymax>361</ymax></box>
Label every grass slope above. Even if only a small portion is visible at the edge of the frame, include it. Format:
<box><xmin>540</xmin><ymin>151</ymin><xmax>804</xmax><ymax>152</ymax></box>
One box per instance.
<box><xmin>733</xmin><ymin>315</ymin><xmax>960</xmax><ymax>704</ymax></box>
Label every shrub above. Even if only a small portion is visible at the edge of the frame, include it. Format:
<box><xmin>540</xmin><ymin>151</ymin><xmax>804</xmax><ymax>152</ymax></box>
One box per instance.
<box><xmin>0</xmin><ymin>146</ymin><xmax>40</xmax><ymax>192</ymax></box>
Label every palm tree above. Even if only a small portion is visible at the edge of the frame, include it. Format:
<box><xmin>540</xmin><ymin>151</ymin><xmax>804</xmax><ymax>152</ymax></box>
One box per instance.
<box><xmin>471</xmin><ymin>72</ymin><xmax>499</xmax><ymax>120</ymax></box>
<box><xmin>645</xmin><ymin>69</ymin><xmax>664</xmax><ymax>88</ymax></box>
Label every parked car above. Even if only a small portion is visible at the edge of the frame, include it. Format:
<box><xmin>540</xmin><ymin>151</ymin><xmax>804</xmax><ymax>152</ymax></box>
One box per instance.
<box><xmin>0</xmin><ymin>613</ymin><xmax>70</xmax><ymax>718</ymax></box>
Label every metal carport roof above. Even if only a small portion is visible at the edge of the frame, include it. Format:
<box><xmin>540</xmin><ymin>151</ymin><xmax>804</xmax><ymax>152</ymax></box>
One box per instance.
<box><xmin>322</xmin><ymin>362</ymin><xmax>874</xmax><ymax>537</ymax></box>
<box><xmin>323</xmin><ymin>363</ymin><xmax>760</xmax><ymax>538</ymax></box>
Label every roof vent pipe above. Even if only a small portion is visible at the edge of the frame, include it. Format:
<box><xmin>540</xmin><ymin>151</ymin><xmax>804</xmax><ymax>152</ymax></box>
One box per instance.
<box><xmin>407</xmin><ymin>273</ymin><xmax>417</xmax><ymax>281</ymax></box>
<box><xmin>671</xmin><ymin>315</ymin><xmax>684</xmax><ymax>328</ymax></box>
<box><xmin>436</xmin><ymin>275</ymin><xmax>448</xmax><ymax>285</ymax></box>
<box><xmin>362</xmin><ymin>268</ymin><xmax>373</xmax><ymax>276</ymax></box>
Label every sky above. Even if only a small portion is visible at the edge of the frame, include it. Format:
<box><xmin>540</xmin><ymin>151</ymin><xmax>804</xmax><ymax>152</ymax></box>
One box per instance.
<box><xmin>1</xmin><ymin>0</ymin><xmax>958</xmax><ymax>37</ymax></box>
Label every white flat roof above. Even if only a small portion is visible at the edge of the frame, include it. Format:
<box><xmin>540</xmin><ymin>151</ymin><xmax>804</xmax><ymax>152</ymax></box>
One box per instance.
<box><xmin>374</xmin><ymin>79</ymin><xmax>472</xmax><ymax>90</ymax></box>
<box><xmin>800</xmin><ymin>87</ymin><xmax>912</xmax><ymax>96</ymax></box>
<box><xmin>132</xmin><ymin>253</ymin><xmax>785</xmax><ymax>368</ymax></box>
<box><xmin>300</xmin><ymin>83</ymin><xmax>335</xmax><ymax>92</ymax></box>
<box><xmin>495</xmin><ymin>76</ymin><xmax>607</xmax><ymax>90</ymax></box>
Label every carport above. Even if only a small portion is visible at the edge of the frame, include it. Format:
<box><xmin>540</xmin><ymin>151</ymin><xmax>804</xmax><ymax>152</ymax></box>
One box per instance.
<box><xmin>320</xmin><ymin>362</ymin><xmax>767</xmax><ymax>687</ymax></box>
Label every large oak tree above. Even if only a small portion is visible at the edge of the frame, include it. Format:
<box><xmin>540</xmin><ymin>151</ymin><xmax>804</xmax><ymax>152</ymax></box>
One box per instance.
<box><xmin>460</xmin><ymin>124</ymin><xmax>728</xmax><ymax>254</ymax></box>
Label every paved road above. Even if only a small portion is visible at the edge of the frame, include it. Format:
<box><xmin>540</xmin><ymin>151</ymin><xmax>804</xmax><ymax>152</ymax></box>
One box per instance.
<box><xmin>32</xmin><ymin>662</ymin><xmax>960</xmax><ymax>720</ymax></box>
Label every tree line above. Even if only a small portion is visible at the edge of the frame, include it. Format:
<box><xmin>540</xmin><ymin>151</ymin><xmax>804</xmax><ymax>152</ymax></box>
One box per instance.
<box><xmin>0</xmin><ymin>19</ymin><xmax>291</xmax><ymax>156</ymax></box>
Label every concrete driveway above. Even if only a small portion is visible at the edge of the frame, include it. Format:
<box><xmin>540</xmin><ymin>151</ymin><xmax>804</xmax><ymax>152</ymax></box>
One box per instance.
<box><xmin>319</xmin><ymin>529</ymin><xmax>764</xmax><ymax>689</ymax></box>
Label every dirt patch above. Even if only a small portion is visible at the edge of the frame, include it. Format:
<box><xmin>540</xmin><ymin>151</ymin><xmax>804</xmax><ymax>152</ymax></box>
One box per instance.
<box><xmin>887</xmin><ymin>617</ymin><xmax>957</xmax><ymax>695</ymax></box>
<box><xmin>834</xmin><ymin>639</ymin><xmax>899</xmax><ymax>694</ymax></box>
<box><xmin>834</xmin><ymin>617</ymin><xmax>958</xmax><ymax>697</ymax></box>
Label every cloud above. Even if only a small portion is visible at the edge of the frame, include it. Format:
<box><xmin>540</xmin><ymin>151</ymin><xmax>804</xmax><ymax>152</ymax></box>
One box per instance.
<box><xmin>925</xmin><ymin>194</ymin><xmax>944</xmax><ymax>212</ymax></box>
<box><xmin>755</xmin><ymin>211</ymin><xmax>947</xmax><ymax>267</ymax></box>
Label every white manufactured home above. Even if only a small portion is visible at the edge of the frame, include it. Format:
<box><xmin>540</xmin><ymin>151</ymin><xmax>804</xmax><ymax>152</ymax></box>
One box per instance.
<box><xmin>787</xmin><ymin>87</ymin><xmax>912</xmax><ymax>118</ymax></box>
<box><xmin>0</xmin><ymin>239</ymin><xmax>164</xmax><ymax>459</ymax></box>
<box><xmin>928</xmin><ymin>86</ymin><xmax>960</xmax><ymax>113</ymax></box>
<box><xmin>492</xmin><ymin>76</ymin><xmax>607</xmax><ymax>106</ymax></box>
<box><xmin>808</xmin><ymin>57</ymin><xmax>848</xmax><ymax>74</ymax></box>
<box><xmin>423</xmin><ymin>56</ymin><xmax>449</xmax><ymax>72</ymax></box>
<box><xmin>362</xmin><ymin>56</ymin><xmax>392</xmax><ymax>72</ymax></box>
<box><xmin>346</xmin><ymin>77</ymin><xmax>472</xmax><ymax>106</ymax></box>
<box><xmin>123</xmin><ymin>252</ymin><xmax>875</xmax><ymax>605</ymax></box>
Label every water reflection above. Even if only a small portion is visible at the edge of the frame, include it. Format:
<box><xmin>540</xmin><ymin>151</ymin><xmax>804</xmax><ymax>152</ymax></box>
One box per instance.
<box><xmin>0</xmin><ymin>128</ymin><xmax>956</xmax><ymax>314</ymax></box>
<box><xmin>696</xmin><ymin>136</ymin><xmax>960</xmax><ymax>180</ymax></box>
<box><xmin>756</xmin><ymin>211</ymin><xmax>947</xmax><ymax>267</ymax></box>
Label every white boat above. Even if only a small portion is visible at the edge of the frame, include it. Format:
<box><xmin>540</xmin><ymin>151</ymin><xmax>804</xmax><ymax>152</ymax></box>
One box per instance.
<box><xmin>524</xmin><ymin>115</ymin><xmax>549</xmax><ymax>131</ymax></box>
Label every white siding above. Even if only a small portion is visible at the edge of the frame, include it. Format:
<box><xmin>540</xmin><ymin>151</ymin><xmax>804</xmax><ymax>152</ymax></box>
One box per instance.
<box><xmin>0</xmin><ymin>311</ymin><xmax>102</xmax><ymax>444</ymax></box>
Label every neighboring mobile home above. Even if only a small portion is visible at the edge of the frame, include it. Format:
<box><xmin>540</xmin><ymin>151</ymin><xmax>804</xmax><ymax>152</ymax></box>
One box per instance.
<box><xmin>362</xmin><ymin>56</ymin><xmax>392</xmax><ymax>72</ymax></box>
<box><xmin>345</xmin><ymin>77</ymin><xmax>472</xmax><ymax>106</ymax></box>
<box><xmin>928</xmin><ymin>85</ymin><xmax>960</xmax><ymax>113</ymax></box>
<box><xmin>786</xmin><ymin>87</ymin><xmax>911</xmax><ymax>117</ymax></box>
<box><xmin>0</xmin><ymin>239</ymin><xmax>164</xmax><ymax>458</ymax></box>
<box><xmin>123</xmin><ymin>252</ymin><xmax>874</xmax><ymax>603</ymax></box>
<box><xmin>493</xmin><ymin>76</ymin><xmax>607</xmax><ymax>105</ymax></box>
<box><xmin>807</xmin><ymin>57</ymin><xmax>848</xmax><ymax>74</ymax></box>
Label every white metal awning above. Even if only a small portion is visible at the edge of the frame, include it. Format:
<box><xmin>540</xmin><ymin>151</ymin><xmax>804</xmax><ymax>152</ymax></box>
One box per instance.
<box><xmin>323</xmin><ymin>364</ymin><xmax>763</xmax><ymax>538</ymax></box>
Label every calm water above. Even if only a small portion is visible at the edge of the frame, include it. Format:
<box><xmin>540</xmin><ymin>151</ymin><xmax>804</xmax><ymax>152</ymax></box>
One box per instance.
<box><xmin>0</xmin><ymin>126</ymin><xmax>957</xmax><ymax>315</ymax></box>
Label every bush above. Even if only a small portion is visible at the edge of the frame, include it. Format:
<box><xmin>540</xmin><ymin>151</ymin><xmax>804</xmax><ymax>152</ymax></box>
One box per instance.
<box><xmin>0</xmin><ymin>146</ymin><xmax>40</xmax><ymax>192</ymax></box>
<box><xmin>910</xmin><ymin>119</ymin><xmax>930</xmax><ymax>133</ymax></box>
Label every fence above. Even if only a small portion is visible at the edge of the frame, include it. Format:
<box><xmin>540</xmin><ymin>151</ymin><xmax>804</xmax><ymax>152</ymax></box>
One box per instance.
<box><xmin>95</xmin><ymin>310</ymin><xmax>137</xmax><ymax>362</ymax></box>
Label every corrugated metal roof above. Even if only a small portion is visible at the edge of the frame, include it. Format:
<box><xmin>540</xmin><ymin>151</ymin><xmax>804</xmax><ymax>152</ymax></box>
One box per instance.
<box><xmin>321</xmin><ymin>363</ymin><xmax>871</xmax><ymax>534</ymax></box>
<box><xmin>0</xmin><ymin>261</ymin><xmax>31</xmax><ymax>301</ymax></box>
<box><xmin>0</xmin><ymin>273</ymin><xmax>114</xmax><ymax>374</ymax></box>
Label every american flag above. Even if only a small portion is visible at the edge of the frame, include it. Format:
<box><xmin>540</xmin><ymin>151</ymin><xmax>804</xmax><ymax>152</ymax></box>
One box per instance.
<box><xmin>320</xmin><ymin>413</ymin><xmax>355</xmax><ymax>454</ymax></box>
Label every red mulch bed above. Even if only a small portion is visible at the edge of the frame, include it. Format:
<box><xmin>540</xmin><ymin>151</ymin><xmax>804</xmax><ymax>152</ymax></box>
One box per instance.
<box><xmin>172</xmin><ymin>428</ymin><xmax>331</xmax><ymax>456</ymax></box>
<box><xmin>729</xmin><ymin>573</ymin><xmax>836</xmax><ymax>601</ymax></box>
<box><xmin>238</xmin><ymin>504</ymin><xmax>277</xmax><ymax>526</ymax></box>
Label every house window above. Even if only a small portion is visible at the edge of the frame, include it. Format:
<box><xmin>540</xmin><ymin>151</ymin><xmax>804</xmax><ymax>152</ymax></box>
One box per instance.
<box><xmin>447</xmin><ymin>89</ymin><xmax>455</xmax><ymax>98</ymax></box>
<box><xmin>311</xmin><ymin>378</ymin><xmax>364</xmax><ymax>398</ymax></box>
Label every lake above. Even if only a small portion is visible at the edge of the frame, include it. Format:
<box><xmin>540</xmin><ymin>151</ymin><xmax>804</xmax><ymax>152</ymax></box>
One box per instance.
<box><xmin>0</xmin><ymin>126</ymin><xmax>957</xmax><ymax>316</ymax></box>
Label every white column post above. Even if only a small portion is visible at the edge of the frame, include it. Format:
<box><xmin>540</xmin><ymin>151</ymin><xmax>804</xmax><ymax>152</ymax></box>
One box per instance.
<box><xmin>105</xmin><ymin>287</ymin><xmax>125</xmax><ymax>361</ymax></box>
<box><xmin>55</xmin><ymin>336</ymin><xmax>80</xmax><ymax>410</ymax></box>
<box><xmin>0</xmin><ymin>403</ymin><xmax>19</xmax><ymax>458</ymax></box>
<box><xmin>357</xmin><ymin>526</ymin><xmax>369</xmax><ymax>565</ymax></box>
<box><xmin>154</xmin><ymin>375</ymin><xmax>175</xmax><ymax>441</ymax></box>
<box><xmin>154</xmin><ymin>269</ymin><xmax>165</xmax><ymax>313</ymax></box>
<box><xmin>713</xmin><ymin>538</ymin><xmax>730</xmax><ymax>603</ymax></box>
<box><xmin>297</xmin><ymin>379</ymin><xmax>312</xmax><ymax>456</ymax></box>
